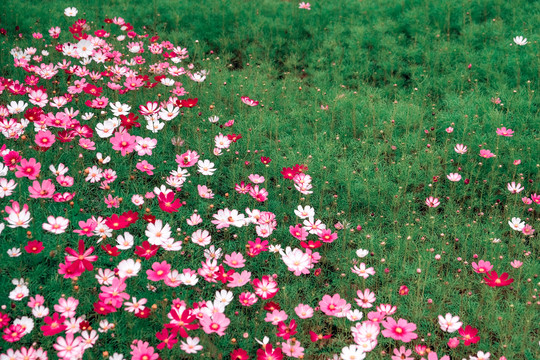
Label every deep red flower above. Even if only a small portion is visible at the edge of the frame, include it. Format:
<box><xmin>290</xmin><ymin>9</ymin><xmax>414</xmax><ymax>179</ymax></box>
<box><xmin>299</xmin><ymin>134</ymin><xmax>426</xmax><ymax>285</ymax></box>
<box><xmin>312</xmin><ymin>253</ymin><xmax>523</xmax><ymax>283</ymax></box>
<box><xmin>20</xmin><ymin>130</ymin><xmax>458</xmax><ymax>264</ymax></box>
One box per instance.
<box><xmin>292</xmin><ymin>164</ymin><xmax>308</xmax><ymax>173</ymax></box>
<box><xmin>105</xmin><ymin>214</ymin><xmax>129</xmax><ymax>230</ymax></box>
<box><xmin>134</xmin><ymin>307</ymin><xmax>151</xmax><ymax>318</ymax></box>
<box><xmin>79</xmin><ymin>321</ymin><xmax>90</xmax><ymax>331</ymax></box>
<box><xmin>83</xmin><ymin>84</ymin><xmax>103</xmax><ymax>97</ymax></box>
<box><xmin>24</xmin><ymin>240</ymin><xmax>44</xmax><ymax>254</ymax></box>
<box><xmin>121</xmin><ymin>210</ymin><xmax>139</xmax><ymax>225</ymax></box>
<box><xmin>24</xmin><ymin>107</ymin><xmax>43</xmax><ymax>122</ymax></box>
<box><xmin>264</xmin><ymin>302</ymin><xmax>281</xmax><ymax>312</ymax></box>
<box><xmin>230</xmin><ymin>349</ymin><xmax>249</xmax><ymax>360</ymax></box>
<box><xmin>227</xmin><ymin>134</ymin><xmax>242</xmax><ymax>142</ymax></box>
<box><xmin>101</xmin><ymin>244</ymin><xmax>120</xmax><ymax>257</ymax></box>
<box><xmin>134</xmin><ymin>241</ymin><xmax>159</xmax><ymax>260</ymax></box>
<box><xmin>143</xmin><ymin>214</ymin><xmax>156</xmax><ymax>223</ymax></box>
<box><xmin>483</xmin><ymin>271</ymin><xmax>514</xmax><ymax>287</ymax></box>
<box><xmin>458</xmin><ymin>325</ymin><xmax>480</xmax><ymax>346</ymax></box>
<box><xmin>260</xmin><ymin>156</ymin><xmax>272</xmax><ymax>164</ymax></box>
<box><xmin>119</xmin><ymin>113</ymin><xmax>140</xmax><ymax>129</ymax></box>
<box><xmin>177</xmin><ymin>98</ymin><xmax>198</xmax><ymax>108</ymax></box>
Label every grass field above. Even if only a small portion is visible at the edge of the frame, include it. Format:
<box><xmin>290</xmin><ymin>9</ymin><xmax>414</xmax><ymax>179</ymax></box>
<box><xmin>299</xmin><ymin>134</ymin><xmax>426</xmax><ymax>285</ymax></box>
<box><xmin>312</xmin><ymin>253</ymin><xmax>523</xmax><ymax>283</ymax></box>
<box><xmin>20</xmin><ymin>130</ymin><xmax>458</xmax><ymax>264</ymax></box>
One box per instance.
<box><xmin>0</xmin><ymin>0</ymin><xmax>538</xmax><ymax>359</ymax></box>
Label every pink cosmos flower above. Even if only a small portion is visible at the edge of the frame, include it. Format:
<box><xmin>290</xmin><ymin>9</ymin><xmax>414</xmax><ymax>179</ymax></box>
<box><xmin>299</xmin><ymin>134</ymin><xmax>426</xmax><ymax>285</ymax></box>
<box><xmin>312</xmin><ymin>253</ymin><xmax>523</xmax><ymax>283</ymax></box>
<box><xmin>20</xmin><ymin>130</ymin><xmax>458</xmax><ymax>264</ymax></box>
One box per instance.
<box><xmin>253</xmin><ymin>275</ymin><xmax>279</xmax><ymax>299</ymax></box>
<box><xmin>392</xmin><ymin>346</ymin><xmax>413</xmax><ymax>360</ymax></box>
<box><xmin>381</xmin><ymin>317</ymin><xmax>418</xmax><ymax>343</ymax></box>
<box><xmin>223</xmin><ymin>252</ymin><xmax>246</xmax><ymax>268</ymax></box>
<box><xmin>351</xmin><ymin>263</ymin><xmax>376</xmax><ymax>279</ymax></box>
<box><xmin>282</xmin><ymin>338</ymin><xmax>305</xmax><ymax>357</ymax></box>
<box><xmin>99</xmin><ymin>277</ymin><xmax>129</xmax><ymax>308</ymax></box>
<box><xmin>479</xmin><ymin>149</ymin><xmax>496</xmax><ymax>158</ymax></box>
<box><xmin>187</xmin><ymin>213</ymin><xmax>203</xmax><ymax>226</ymax></box>
<box><xmin>265</xmin><ymin>310</ymin><xmax>288</xmax><ymax>325</ymax></box>
<box><xmin>446</xmin><ymin>173</ymin><xmax>461</xmax><ymax>182</ymax></box>
<box><xmin>200</xmin><ymin>312</ymin><xmax>230</xmax><ymax>336</ymax></box>
<box><xmin>130</xmin><ymin>340</ymin><xmax>159</xmax><ymax>360</ymax></box>
<box><xmin>110</xmin><ymin>131</ymin><xmax>137</xmax><ymax>156</ymax></box>
<box><xmin>289</xmin><ymin>224</ymin><xmax>308</xmax><ymax>240</ymax></box>
<box><xmin>227</xmin><ymin>270</ymin><xmax>251</xmax><ymax>288</ymax></box>
<box><xmin>136</xmin><ymin>160</ymin><xmax>155</xmax><ymax>175</ymax></box>
<box><xmin>421</xmin><ymin>352</ymin><xmax>450</xmax><ymax>360</ymax></box>
<box><xmin>471</xmin><ymin>260</ymin><xmax>493</xmax><ymax>274</ymax></box>
<box><xmin>35</xmin><ymin>130</ymin><xmax>56</xmax><ymax>148</ymax></box>
<box><xmin>496</xmin><ymin>127</ymin><xmax>514</xmax><ymax>136</ymax></box>
<box><xmin>299</xmin><ymin>2</ymin><xmax>311</xmax><ymax>10</ymax></box>
<box><xmin>319</xmin><ymin>294</ymin><xmax>348</xmax><ymax>316</ymax></box>
<box><xmin>239</xmin><ymin>292</ymin><xmax>258</xmax><ymax>306</ymax></box>
<box><xmin>79</xmin><ymin>138</ymin><xmax>96</xmax><ymax>150</ymax></box>
<box><xmin>318</xmin><ymin>229</ymin><xmax>338</xmax><ymax>243</ymax></box>
<box><xmin>197</xmin><ymin>184</ymin><xmax>214</xmax><ymax>199</ymax></box>
<box><xmin>241</xmin><ymin>96</ymin><xmax>259</xmax><ymax>106</ymax></box>
<box><xmin>248</xmin><ymin>174</ymin><xmax>265</xmax><ymax>184</ymax></box>
<box><xmin>513</xmin><ymin>159</ymin><xmax>521</xmax><ymax>165</ymax></box>
<box><xmin>53</xmin><ymin>332</ymin><xmax>83</xmax><ymax>358</ymax></box>
<box><xmin>294</xmin><ymin>304</ymin><xmax>314</xmax><ymax>319</ymax></box>
<box><xmin>355</xmin><ymin>289</ymin><xmax>376</xmax><ymax>308</ymax></box>
<box><xmin>28</xmin><ymin>179</ymin><xmax>56</xmax><ymax>198</ymax></box>
<box><xmin>15</xmin><ymin>158</ymin><xmax>41</xmax><ymax>179</ymax></box>
<box><xmin>147</xmin><ymin>261</ymin><xmax>171</xmax><ymax>281</ymax></box>
<box><xmin>176</xmin><ymin>150</ymin><xmax>199</xmax><ymax>167</ymax></box>
<box><xmin>54</xmin><ymin>297</ymin><xmax>79</xmax><ymax>318</ymax></box>
<box><xmin>425</xmin><ymin>196</ymin><xmax>440</xmax><ymax>208</ymax></box>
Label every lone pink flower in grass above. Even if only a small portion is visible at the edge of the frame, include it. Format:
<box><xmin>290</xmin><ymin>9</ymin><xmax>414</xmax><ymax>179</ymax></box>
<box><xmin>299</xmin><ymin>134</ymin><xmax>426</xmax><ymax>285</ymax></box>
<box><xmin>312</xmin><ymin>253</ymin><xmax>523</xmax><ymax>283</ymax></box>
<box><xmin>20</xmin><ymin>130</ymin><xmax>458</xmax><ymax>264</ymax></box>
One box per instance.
<box><xmin>479</xmin><ymin>149</ymin><xmax>496</xmax><ymax>158</ymax></box>
<box><xmin>510</xmin><ymin>260</ymin><xmax>523</xmax><ymax>268</ymax></box>
<box><xmin>28</xmin><ymin>179</ymin><xmax>55</xmax><ymax>198</ymax></box>
<box><xmin>471</xmin><ymin>260</ymin><xmax>493</xmax><ymax>274</ymax></box>
<box><xmin>65</xmin><ymin>239</ymin><xmax>98</xmax><ymax>273</ymax></box>
<box><xmin>483</xmin><ymin>271</ymin><xmax>514</xmax><ymax>287</ymax></box>
<box><xmin>381</xmin><ymin>317</ymin><xmax>418</xmax><ymax>343</ymax></box>
<box><xmin>200</xmin><ymin>312</ymin><xmax>230</xmax><ymax>336</ymax></box>
<box><xmin>110</xmin><ymin>131</ymin><xmax>136</xmax><ymax>156</ymax></box>
<box><xmin>425</xmin><ymin>196</ymin><xmax>440</xmax><ymax>208</ymax></box>
<box><xmin>130</xmin><ymin>340</ymin><xmax>159</xmax><ymax>360</ymax></box>
<box><xmin>35</xmin><ymin>130</ymin><xmax>55</xmax><ymax>148</ymax></box>
<box><xmin>147</xmin><ymin>261</ymin><xmax>171</xmax><ymax>281</ymax></box>
<box><xmin>15</xmin><ymin>158</ymin><xmax>41</xmax><ymax>179</ymax></box>
<box><xmin>241</xmin><ymin>96</ymin><xmax>259</xmax><ymax>106</ymax></box>
<box><xmin>496</xmin><ymin>127</ymin><xmax>514</xmax><ymax>137</ymax></box>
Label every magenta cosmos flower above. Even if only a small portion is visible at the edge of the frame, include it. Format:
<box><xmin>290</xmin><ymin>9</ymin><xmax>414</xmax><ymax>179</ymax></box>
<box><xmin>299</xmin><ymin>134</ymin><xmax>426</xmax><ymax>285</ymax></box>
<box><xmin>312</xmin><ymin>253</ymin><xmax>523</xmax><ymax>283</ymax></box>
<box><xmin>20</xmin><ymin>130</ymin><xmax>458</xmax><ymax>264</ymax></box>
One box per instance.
<box><xmin>381</xmin><ymin>317</ymin><xmax>418</xmax><ymax>343</ymax></box>
<box><xmin>319</xmin><ymin>294</ymin><xmax>350</xmax><ymax>316</ymax></box>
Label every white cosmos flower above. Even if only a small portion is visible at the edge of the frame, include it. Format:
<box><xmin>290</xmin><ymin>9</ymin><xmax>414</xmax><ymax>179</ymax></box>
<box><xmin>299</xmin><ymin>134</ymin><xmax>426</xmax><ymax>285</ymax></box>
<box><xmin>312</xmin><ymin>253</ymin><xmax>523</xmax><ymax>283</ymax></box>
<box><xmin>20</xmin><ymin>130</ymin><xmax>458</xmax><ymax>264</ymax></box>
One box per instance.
<box><xmin>64</xmin><ymin>7</ymin><xmax>78</xmax><ymax>17</ymax></box>
<box><xmin>513</xmin><ymin>36</ymin><xmax>527</xmax><ymax>46</ymax></box>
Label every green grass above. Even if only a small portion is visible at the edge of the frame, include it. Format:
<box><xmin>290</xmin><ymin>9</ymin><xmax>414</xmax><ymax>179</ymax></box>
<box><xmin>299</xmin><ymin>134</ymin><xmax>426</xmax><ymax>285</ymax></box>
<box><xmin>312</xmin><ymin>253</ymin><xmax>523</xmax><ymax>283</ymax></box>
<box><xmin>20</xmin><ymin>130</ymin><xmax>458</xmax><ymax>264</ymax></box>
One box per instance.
<box><xmin>0</xmin><ymin>0</ymin><xmax>538</xmax><ymax>359</ymax></box>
